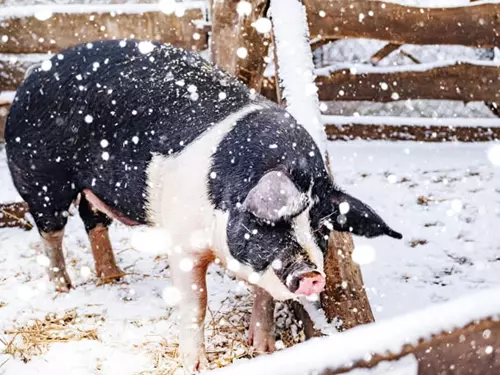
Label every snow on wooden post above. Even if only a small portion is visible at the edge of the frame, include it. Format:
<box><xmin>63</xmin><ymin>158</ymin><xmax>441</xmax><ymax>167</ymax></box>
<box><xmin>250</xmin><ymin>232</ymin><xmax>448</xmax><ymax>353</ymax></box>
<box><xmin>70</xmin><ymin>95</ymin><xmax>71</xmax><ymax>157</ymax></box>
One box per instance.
<box><xmin>270</xmin><ymin>0</ymin><xmax>375</xmax><ymax>336</ymax></box>
<box><xmin>270</xmin><ymin>0</ymin><xmax>325</xmax><ymax>155</ymax></box>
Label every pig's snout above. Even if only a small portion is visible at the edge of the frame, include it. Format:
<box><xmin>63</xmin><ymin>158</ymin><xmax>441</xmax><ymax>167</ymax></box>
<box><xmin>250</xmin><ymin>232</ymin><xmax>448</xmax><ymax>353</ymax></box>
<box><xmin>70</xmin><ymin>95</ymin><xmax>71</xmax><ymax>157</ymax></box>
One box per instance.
<box><xmin>288</xmin><ymin>271</ymin><xmax>326</xmax><ymax>296</ymax></box>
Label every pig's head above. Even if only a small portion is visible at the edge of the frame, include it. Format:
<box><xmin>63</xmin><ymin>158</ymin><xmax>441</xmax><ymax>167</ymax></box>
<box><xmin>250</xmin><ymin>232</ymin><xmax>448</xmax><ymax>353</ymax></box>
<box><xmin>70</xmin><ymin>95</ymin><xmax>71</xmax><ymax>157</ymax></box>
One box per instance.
<box><xmin>226</xmin><ymin>168</ymin><xmax>402</xmax><ymax>301</ymax></box>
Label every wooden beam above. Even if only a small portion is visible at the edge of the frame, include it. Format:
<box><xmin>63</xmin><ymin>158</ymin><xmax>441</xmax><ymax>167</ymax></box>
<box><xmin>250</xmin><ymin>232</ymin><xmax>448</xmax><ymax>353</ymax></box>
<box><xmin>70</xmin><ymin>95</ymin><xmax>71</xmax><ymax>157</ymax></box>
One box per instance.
<box><xmin>321</xmin><ymin>232</ymin><xmax>374</xmax><ymax>331</ymax></box>
<box><xmin>211</xmin><ymin>0</ymin><xmax>271</xmax><ymax>91</ymax></box>
<box><xmin>325</xmin><ymin>123</ymin><xmax>500</xmax><ymax>142</ymax></box>
<box><xmin>0</xmin><ymin>58</ymin><xmax>35</xmax><ymax>92</ymax></box>
<box><xmin>304</xmin><ymin>0</ymin><xmax>500</xmax><ymax>48</ymax></box>
<box><xmin>261</xmin><ymin>62</ymin><xmax>500</xmax><ymax>103</ymax></box>
<box><xmin>0</xmin><ymin>8</ymin><xmax>208</xmax><ymax>54</ymax></box>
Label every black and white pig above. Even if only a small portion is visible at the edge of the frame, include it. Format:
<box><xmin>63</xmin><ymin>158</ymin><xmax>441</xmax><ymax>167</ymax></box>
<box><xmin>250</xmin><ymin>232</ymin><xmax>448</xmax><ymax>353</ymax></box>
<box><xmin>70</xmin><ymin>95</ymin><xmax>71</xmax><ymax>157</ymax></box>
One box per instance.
<box><xmin>5</xmin><ymin>40</ymin><xmax>402</xmax><ymax>372</ymax></box>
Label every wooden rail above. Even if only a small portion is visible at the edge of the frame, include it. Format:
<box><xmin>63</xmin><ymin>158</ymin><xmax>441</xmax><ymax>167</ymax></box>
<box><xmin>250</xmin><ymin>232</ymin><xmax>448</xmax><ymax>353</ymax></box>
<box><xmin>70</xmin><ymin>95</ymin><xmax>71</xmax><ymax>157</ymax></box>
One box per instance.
<box><xmin>305</xmin><ymin>0</ymin><xmax>500</xmax><ymax>48</ymax></box>
<box><xmin>262</xmin><ymin>61</ymin><xmax>500</xmax><ymax>103</ymax></box>
<box><xmin>0</xmin><ymin>6</ymin><xmax>208</xmax><ymax>54</ymax></box>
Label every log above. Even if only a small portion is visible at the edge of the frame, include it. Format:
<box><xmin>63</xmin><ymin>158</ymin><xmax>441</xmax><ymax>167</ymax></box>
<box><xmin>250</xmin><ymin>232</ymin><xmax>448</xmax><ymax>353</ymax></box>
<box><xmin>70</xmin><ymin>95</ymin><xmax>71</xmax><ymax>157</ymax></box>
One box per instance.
<box><xmin>325</xmin><ymin>123</ymin><xmax>500</xmax><ymax>142</ymax></box>
<box><xmin>304</xmin><ymin>0</ymin><xmax>500</xmax><ymax>48</ymax></box>
<box><xmin>321</xmin><ymin>232</ymin><xmax>374</xmax><ymax>331</ymax></box>
<box><xmin>262</xmin><ymin>62</ymin><xmax>500</xmax><ymax>103</ymax></box>
<box><xmin>210</xmin><ymin>0</ymin><xmax>271</xmax><ymax>91</ymax></box>
<box><xmin>0</xmin><ymin>57</ymin><xmax>36</xmax><ymax>92</ymax></box>
<box><xmin>270</xmin><ymin>0</ymin><xmax>374</xmax><ymax>341</ymax></box>
<box><xmin>0</xmin><ymin>202</ymin><xmax>32</xmax><ymax>230</ymax></box>
<box><xmin>7</xmin><ymin>60</ymin><xmax>500</xmax><ymax>104</ymax></box>
<box><xmin>0</xmin><ymin>7</ymin><xmax>208</xmax><ymax>54</ymax></box>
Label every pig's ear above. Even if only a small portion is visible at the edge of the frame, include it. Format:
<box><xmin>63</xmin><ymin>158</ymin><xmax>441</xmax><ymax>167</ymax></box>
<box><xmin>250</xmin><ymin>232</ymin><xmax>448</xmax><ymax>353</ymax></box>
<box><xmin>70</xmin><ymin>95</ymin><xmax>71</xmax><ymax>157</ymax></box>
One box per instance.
<box><xmin>330</xmin><ymin>189</ymin><xmax>402</xmax><ymax>240</ymax></box>
<box><xmin>242</xmin><ymin>170</ymin><xmax>309</xmax><ymax>222</ymax></box>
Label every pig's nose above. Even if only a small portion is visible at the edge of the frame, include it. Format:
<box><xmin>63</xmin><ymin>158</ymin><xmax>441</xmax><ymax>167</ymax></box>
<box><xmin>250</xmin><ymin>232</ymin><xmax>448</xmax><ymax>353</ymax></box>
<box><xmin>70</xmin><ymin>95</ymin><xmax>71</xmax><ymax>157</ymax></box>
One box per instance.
<box><xmin>294</xmin><ymin>271</ymin><xmax>326</xmax><ymax>296</ymax></box>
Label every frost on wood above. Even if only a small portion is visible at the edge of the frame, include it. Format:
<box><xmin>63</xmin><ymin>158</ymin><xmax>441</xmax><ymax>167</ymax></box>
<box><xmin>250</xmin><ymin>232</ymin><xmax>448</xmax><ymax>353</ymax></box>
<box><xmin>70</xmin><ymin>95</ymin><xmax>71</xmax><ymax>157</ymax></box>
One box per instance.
<box><xmin>270</xmin><ymin>0</ymin><xmax>326</xmax><ymax>156</ymax></box>
<box><xmin>210</xmin><ymin>287</ymin><xmax>500</xmax><ymax>375</ymax></box>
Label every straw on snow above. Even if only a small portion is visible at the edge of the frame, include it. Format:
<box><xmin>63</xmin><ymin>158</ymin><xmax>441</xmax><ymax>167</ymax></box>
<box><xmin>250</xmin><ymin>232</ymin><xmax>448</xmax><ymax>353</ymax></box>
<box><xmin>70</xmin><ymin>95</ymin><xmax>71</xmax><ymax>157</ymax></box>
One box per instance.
<box><xmin>270</xmin><ymin>0</ymin><xmax>326</xmax><ymax>156</ymax></box>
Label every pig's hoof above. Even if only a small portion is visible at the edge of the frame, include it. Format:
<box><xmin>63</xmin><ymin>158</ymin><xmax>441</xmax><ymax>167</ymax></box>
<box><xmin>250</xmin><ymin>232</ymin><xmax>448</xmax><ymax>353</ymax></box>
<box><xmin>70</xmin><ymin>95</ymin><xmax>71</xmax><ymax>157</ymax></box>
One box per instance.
<box><xmin>183</xmin><ymin>352</ymin><xmax>209</xmax><ymax>374</ymax></box>
<box><xmin>52</xmin><ymin>271</ymin><xmax>73</xmax><ymax>293</ymax></box>
<box><xmin>96</xmin><ymin>265</ymin><xmax>125</xmax><ymax>284</ymax></box>
<box><xmin>248</xmin><ymin>327</ymin><xmax>276</xmax><ymax>354</ymax></box>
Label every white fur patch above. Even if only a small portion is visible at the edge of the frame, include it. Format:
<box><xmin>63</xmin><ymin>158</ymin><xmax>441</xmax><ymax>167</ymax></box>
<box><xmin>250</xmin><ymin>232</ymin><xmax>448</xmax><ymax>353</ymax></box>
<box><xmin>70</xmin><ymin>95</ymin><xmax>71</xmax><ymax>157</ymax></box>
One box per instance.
<box><xmin>293</xmin><ymin>206</ymin><xmax>325</xmax><ymax>275</ymax></box>
<box><xmin>145</xmin><ymin>103</ymin><xmax>262</xmax><ymax>253</ymax></box>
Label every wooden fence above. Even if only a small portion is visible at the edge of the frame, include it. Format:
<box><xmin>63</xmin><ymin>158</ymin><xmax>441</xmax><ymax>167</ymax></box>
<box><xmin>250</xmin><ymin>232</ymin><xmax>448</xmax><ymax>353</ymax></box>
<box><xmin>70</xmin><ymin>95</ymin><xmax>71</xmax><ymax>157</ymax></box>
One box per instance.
<box><xmin>1</xmin><ymin>1</ymin><xmax>500</xmax><ymax>142</ymax></box>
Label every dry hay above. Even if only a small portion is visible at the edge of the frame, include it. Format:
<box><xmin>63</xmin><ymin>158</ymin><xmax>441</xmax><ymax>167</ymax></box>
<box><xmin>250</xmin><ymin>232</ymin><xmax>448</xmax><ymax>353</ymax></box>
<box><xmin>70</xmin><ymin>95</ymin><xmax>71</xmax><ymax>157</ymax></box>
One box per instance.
<box><xmin>1</xmin><ymin>308</ymin><xmax>100</xmax><ymax>363</ymax></box>
<box><xmin>136</xmin><ymin>338</ymin><xmax>182</xmax><ymax>375</ymax></box>
<box><xmin>136</xmin><ymin>295</ymin><xmax>306</xmax><ymax>374</ymax></box>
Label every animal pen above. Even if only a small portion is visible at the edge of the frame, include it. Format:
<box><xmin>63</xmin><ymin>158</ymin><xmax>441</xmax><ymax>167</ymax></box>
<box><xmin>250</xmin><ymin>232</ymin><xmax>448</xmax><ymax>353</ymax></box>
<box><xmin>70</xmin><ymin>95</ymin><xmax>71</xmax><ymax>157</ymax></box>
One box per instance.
<box><xmin>0</xmin><ymin>0</ymin><xmax>500</xmax><ymax>374</ymax></box>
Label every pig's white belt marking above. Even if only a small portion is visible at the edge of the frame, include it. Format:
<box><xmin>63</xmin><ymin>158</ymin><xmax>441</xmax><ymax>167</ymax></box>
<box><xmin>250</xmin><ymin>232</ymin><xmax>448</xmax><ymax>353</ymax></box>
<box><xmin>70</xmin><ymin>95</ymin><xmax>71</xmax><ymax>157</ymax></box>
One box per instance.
<box><xmin>145</xmin><ymin>103</ymin><xmax>264</xmax><ymax>232</ymax></box>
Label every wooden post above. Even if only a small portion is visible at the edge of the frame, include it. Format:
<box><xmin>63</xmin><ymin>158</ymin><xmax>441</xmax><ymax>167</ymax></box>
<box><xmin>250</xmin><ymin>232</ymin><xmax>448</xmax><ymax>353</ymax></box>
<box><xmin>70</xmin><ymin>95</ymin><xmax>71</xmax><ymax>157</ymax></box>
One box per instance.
<box><xmin>270</xmin><ymin>0</ymin><xmax>375</xmax><ymax>340</ymax></box>
<box><xmin>321</xmin><ymin>233</ymin><xmax>374</xmax><ymax>331</ymax></box>
<box><xmin>210</xmin><ymin>0</ymin><xmax>271</xmax><ymax>91</ymax></box>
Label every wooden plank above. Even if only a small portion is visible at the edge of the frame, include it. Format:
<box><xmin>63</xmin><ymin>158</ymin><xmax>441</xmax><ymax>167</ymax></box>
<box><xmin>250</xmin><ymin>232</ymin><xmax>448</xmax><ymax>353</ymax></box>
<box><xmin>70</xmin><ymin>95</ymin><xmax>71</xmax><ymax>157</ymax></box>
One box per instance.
<box><xmin>325</xmin><ymin>123</ymin><xmax>500</xmax><ymax>142</ymax></box>
<box><xmin>0</xmin><ymin>8</ymin><xmax>208</xmax><ymax>54</ymax></box>
<box><xmin>305</xmin><ymin>0</ymin><xmax>500</xmax><ymax>48</ymax></box>
<box><xmin>261</xmin><ymin>62</ymin><xmax>500</xmax><ymax>103</ymax></box>
<box><xmin>211</xmin><ymin>0</ymin><xmax>270</xmax><ymax>91</ymax></box>
<box><xmin>0</xmin><ymin>58</ymin><xmax>36</xmax><ymax>92</ymax></box>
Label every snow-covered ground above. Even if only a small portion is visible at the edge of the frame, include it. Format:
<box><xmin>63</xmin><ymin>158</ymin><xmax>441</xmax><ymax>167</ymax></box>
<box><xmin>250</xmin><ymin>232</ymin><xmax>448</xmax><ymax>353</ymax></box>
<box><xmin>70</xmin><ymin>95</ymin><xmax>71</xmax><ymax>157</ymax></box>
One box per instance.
<box><xmin>1</xmin><ymin>140</ymin><xmax>499</xmax><ymax>374</ymax></box>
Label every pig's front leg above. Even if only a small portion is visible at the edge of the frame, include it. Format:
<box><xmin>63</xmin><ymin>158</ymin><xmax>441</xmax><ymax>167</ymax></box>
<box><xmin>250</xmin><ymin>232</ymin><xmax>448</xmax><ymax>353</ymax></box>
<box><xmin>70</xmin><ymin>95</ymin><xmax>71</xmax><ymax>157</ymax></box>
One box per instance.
<box><xmin>170</xmin><ymin>252</ymin><xmax>212</xmax><ymax>373</ymax></box>
<box><xmin>249</xmin><ymin>287</ymin><xmax>276</xmax><ymax>353</ymax></box>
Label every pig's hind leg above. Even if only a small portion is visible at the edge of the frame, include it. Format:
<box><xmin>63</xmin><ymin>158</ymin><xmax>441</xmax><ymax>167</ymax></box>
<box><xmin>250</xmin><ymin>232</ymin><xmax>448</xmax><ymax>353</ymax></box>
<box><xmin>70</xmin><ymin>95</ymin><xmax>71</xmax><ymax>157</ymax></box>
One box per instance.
<box><xmin>11</xmin><ymin>170</ymin><xmax>76</xmax><ymax>292</ymax></box>
<box><xmin>78</xmin><ymin>193</ymin><xmax>124</xmax><ymax>283</ymax></box>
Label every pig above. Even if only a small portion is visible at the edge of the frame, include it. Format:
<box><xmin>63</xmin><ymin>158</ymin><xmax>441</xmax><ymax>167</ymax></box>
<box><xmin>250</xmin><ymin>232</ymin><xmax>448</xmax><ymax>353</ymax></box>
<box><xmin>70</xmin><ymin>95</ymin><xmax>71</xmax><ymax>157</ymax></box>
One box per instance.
<box><xmin>5</xmin><ymin>40</ymin><xmax>402</xmax><ymax>372</ymax></box>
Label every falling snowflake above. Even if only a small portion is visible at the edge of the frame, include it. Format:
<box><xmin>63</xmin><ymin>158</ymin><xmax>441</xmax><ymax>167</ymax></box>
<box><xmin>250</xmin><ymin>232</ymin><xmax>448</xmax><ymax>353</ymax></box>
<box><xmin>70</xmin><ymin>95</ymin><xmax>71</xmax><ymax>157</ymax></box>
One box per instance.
<box><xmin>179</xmin><ymin>258</ymin><xmax>194</xmax><ymax>272</ymax></box>
<box><xmin>80</xmin><ymin>266</ymin><xmax>91</xmax><ymax>279</ymax></box>
<box><xmin>248</xmin><ymin>272</ymin><xmax>260</xmax><ymax>284</ymax></box>
<box><xmin>158</xmin><ymin>0</ymin><xmax>176</xmax><ymax>14</ymax></box>
<box><xmin>162</xmin><ymin>286</ymin><xmax>182</xmax><ymax>307</ymax></box>
<box><xmin>451</xmin><ymin>199</ymin><xmax>463</xmax><ymax>213</ymax></box>
<box><xmin>487</xmin><ymin>144</ymin><xmax>500</xmax><ymax>166</ymax></box>
<box><xmin>36</xmin><ymin>254</ymin><xmax>50</xmax><ymax>267</ymax></box>
<box><xmin>100</xmin><ymin>139</ymin><xmax>109</xmax><ymax>148</ymax></box>
<box><xmin>138</xmin><ymin>41</ymin><xmax>155</xmax><ymax>54</ymax></box>
<box><xmin>253</xmin><ymin>17</ymin><xmax>272</xmax><ymax>33</ymax></box>
<box><xmin>352</xmin><ymin>244</ymin><xmax>376</xmax><ymax>265</ymax></box>
<box><xmin>41</xmin><ymin>60</ymin><xmax>52</xmax><ymax>71</ymax></box>
<box><xmin>84</xmin><ymin>114</ymin><xmax>93</xmax><ymax>124</ymax></box>
<box><xmin>227</xmin><ymin>259</ymin><xmax>241</xmax><ymax>272</ymax></box>
<box><xmin>34</xmin><ymin>7</ymin><xmax>53</xmax><ymax>21</ymax></box>
<box><xmin>236</xmin><ymin>47</ymin><xmax>248</xmax><ymax>59</ymax></box>
<box><xmin>236</xmin><ymin>1</ymin><xmax>252</xmax><ymax>16</ymax></box>
<box><xmin>387</xmin><ymin>174</ymin><xmax>397</xmax><ymax>184</ymax></box>
<box><xmin>339</xmin><ymin>201</ymin><xmax>350</xmax><ymax>214</ymax></box>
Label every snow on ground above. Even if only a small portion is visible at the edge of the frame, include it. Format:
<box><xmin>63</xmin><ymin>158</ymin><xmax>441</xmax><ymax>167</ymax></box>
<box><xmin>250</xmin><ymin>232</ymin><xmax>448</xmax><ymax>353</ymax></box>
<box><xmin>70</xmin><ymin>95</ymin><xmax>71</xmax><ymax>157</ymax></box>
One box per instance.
<box><xmin>1</xmin><ymin>140</ymin><xmax>499</xmax><ymax>374</ymax></box>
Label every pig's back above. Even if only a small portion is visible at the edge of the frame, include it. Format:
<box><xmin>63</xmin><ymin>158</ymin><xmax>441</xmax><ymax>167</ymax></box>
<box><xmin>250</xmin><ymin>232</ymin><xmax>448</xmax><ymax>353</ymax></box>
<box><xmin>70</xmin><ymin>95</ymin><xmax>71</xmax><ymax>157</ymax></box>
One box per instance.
<box><xmin>5</xmin><ymin>40</ymin><xmax>255</xmax><ymax>224</ymax></box>
<box><xmin>6</xmin><ymin>39</ymin><xmax>252</xmax><ymax>155</ymax></box>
